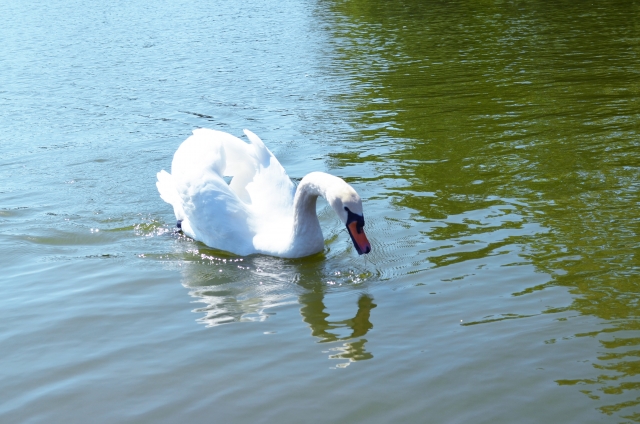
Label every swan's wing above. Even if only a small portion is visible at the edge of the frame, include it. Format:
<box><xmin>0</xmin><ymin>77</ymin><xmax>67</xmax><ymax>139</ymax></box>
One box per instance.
<box><xmin>181</xmin><ymin>128</ymin><xmax>264</xmax><ymax>204</ymax></box>
<box><xmin>171</xmin><ymin>129</ymin><xmax>228</xmax><ymax>185</ymax></box>
<box><xmin>157</xmin><ymin>128</ymin><xmax>295</xmax><ymax>255</ymax></box>
<box><xmin>242</xmin><ymin>129</ymin><xmax>296</xmax><ymax>222</ymax></box>
<box><xmin>159</xmin><ymin>130</ymin><xmax>256</xmax><ymax>254</ymax></box>
<box><xmin>180</xmin><ymin>176</ymin><xmax>255</xmax><ymax>255</ymax></box>
<box><xmin>182</xmin><ymin>128</ymin><xmax>295</xmax><ymax>219</ymax></box>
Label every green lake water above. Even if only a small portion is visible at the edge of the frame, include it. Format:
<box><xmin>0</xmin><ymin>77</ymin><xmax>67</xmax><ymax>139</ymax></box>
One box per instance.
<box><xmin>2</xmin><ymin>0</ymin><xmax>639</xmax><ymax>422</ymax></box>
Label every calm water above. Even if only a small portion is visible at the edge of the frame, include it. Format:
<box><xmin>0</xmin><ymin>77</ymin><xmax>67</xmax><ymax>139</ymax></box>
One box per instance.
<box><xmin>2</xmin><ymin>0</ymin><xmax>640</xmax><ymax>422</ymax></box>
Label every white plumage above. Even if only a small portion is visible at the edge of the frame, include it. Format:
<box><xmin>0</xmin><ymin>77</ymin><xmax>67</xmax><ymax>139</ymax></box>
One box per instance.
<box><xmin>157</xmin><ymin>129</ymin><xmax>371</xmax><ymax>258</ymax></box>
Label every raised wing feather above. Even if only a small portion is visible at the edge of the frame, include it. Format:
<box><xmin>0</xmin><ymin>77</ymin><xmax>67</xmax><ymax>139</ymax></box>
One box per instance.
<box><xmin>242</xmin><ymin>130</ymin><xmax>295</xmax><ymax>225</ymax></box>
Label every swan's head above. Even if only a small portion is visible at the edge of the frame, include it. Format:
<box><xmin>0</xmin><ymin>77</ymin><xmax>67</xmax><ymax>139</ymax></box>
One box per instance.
<box><xmin>328</xmin><ymin>187</ymin><xmax>371</xmax><ymax>255</ymax></box>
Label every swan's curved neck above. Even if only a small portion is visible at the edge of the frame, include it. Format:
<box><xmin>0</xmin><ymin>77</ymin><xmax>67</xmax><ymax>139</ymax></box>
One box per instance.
<box><xmin>293</xmin><ymin>174</ymin><xmax>326</xmax><ymax>233</ymax></box>
<box><xmin>290</xmin><ymin>172</ymin><xmax>344</xmax><ymax>254</ymax></box>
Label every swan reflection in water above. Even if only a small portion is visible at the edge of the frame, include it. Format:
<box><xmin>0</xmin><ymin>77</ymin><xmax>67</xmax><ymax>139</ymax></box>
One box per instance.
<box><xmin>179</xmin><ymin>251</ymin><xmax>376</xmax><ymax>363</ymax></box>
<box><xmin>298</xmin><ymin>287</ymin><xmax>376</xmax><ymax>362</ymax></box>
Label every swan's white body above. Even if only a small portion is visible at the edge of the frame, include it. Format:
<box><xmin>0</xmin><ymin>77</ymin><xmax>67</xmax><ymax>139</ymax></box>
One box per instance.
<box><xmin>157</xmin><ymin>129</ymin><xmax>370</xmax><ymax>258</ymax></box>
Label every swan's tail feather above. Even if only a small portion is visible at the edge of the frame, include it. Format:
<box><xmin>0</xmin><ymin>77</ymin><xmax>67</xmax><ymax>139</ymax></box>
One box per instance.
<box><xmin>156</xmin><ymin>170</ymin><xmax>186</xmax><ymax>221</ymax></box>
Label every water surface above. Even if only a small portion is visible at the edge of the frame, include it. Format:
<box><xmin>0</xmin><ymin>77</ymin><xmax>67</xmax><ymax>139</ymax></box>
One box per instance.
<box><xmin>2</xmin><ymin>0</ymin><xmax>640</xmax><ymax>422</ymax></box>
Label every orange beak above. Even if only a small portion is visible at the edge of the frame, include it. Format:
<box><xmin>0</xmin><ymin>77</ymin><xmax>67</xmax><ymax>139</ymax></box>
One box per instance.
<box><xmin>347</xmin><ymin>221</ymin><xmax>371</xmax><ymax>255</ymax></box>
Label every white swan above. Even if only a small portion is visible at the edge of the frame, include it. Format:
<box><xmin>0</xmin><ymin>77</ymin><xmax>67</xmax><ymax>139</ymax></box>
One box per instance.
<box><xmin>156</xmin><ymin>128</ymin><xmax>371</xmax><ymax>258</ymax></box>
